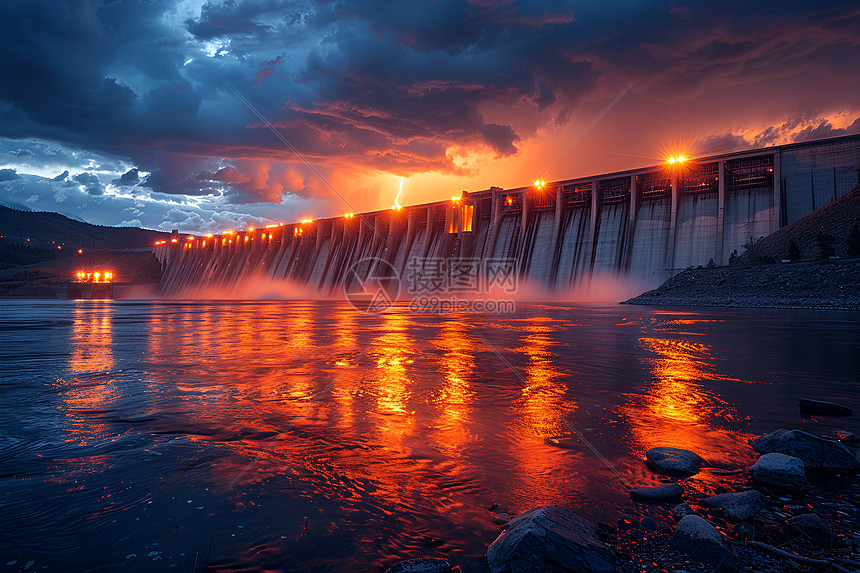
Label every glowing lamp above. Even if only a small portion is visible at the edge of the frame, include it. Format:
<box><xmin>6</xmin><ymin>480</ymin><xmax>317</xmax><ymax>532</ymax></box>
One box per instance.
<box><xmin>171</xmin><ymin>238</ymin><xmax>178</xmax><ymax>243</ymax></box>
<box><xmin>301</xmin><ymin>218</ymin><xmax>313</xmax><ymax>224</ymax></box>
<box><xmin>248</xmin><ymin>226</ymin><xmax>255</xmax><ymax>232</ymax></box>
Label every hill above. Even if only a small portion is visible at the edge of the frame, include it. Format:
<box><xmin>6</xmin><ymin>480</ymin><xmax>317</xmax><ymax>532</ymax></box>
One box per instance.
<box><xmin>0</xmin><ymin>204</ymin><xmax>170</xmax><ymax>268</ymax></box>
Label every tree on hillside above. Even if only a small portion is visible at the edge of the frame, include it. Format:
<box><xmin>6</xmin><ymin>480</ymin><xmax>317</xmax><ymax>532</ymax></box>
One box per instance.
<box><xmin>786</xmin><ymin>240</ymin><xmax>802</xmax><ymax>262</ymax></box>
<box><xmin>847</xmin><ymin>224</ymin><xmax>860</xmax><ymax>258</ymax></box>
<box><xmin>817</xmin><ymin>231</ymin><xmax>835</xmax><ymax>259</ymax></box>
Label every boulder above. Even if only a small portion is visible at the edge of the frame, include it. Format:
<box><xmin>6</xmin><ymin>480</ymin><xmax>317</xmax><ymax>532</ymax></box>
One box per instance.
<box><xmin>385</xmin><ymin>558</ymin><xmax>459</xmax><ymax>573</ymax></box>
<box><xmin>485</xmin><ymin>505</ymin><xmax>615</xmax><ymax>573</ymax></box>
<box><xmin>669</xmin><ymin>515</ymin><xmax>737</xmax><ymax>572</ymax></box>
<box><xmin>672</xmin><ymin>503</ymin><xmax>695</xmax><ymax>521</ymax></box>
<box><xmin>750</xmin><ymin>429</ymin><xmax>860</xmax><ymax>471</ymax></box>
<box><xmin>702</xmin><ymin>491</ymin><xmax>766</xmax><ymax>521</ymax></box>
<box><xmin>630</xmin><ymin>483</ymin><xmax>684</xmax><ymax>504</ymax></box>
<box><xmin>790</xmin><ymin>513</ymin><xmax>834</xmax><ymax>548</ymax></box>
<box><xmin>646</xmin><ymin>447</ymin><xmax>707</xmax><ymax>477</ymax></box>
<box><xmin>798</xmin><ymin>398</ymin><xmax>852</xmax><ymax>417</ymax></box>
<box><xmin>749</xmin><ymin>453</ymin><xmax>807</xmax><ymax>492</ymax></box>
<box><xmin>493</xmin><ymin>513</ymin><xmax>511</xmax><ymax>525</ymax></box>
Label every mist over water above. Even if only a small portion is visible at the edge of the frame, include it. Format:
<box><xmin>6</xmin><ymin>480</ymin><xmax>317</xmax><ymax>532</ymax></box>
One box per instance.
<box><xmin>161</xmin><ymin>271</ymin><xmax>655</xmax><ymax>304</ymax></box>
<box><xmin>0</xmin><ymin>300</ymin><xmax>857</xmax><ymax>572</ymax></box>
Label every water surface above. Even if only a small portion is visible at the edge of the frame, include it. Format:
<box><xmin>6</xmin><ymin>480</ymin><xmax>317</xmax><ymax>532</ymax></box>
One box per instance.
<box><xmin>1</xmin><ymin>301</ymin><xmax>857</xmax><ymax>572</ymax></box>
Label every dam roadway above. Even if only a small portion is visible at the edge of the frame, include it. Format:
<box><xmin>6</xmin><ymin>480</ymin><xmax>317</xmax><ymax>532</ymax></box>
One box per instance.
<box><xmin>154</xmin><ymin>134</ymin><xmax>860</xmax><ymax>297</ymax></box>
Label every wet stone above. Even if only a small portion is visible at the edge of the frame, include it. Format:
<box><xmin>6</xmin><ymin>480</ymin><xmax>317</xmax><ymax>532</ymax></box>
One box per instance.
<box><xmin>385</xmin><ymin>558</ymin><xmax>459</xmax><ymax>573</ymax></box>
<box><xmin>493</xmin><ymin>513</ymin><xmax>511</xmax><ymax>525</ymax></box>
<box><xmin>485</xmin><ymin>505</ymin><xmax>615</xmax><ymax>573</ymax></box>
<box><xmin>646</xmin><ymin>447</ymin><xmax>707</xmax><ymax>477</ymax></box>
<box><xmin>749</xmin><ymin>453</ymin><xmax>807</xmax><ymax>492</ymax></box>
<box><xmin>629</xmin><ymin>483</ymin><xmax>684</xmax><ymax>503</ymax></box>
<box><xmin>750</xmin><ymin>429</ymin><xmax>860</xmax><ymax>471</ymax></box>
<box><xmin>789</xmin><ymin>513</ymin><xmax>834</xmax><ymax>547</ymax></box>
<box><xmin>669</xmin><ymin>515</ymin><xmax>737</xmax><ymax>573</ymax></box>
<box><xmin>702</xmin><ymin>491</ymin><xmax>766</xmax><ymax>521</ymax></box>
<box><xmin>798</xmin><ymin>398</ymin><xmax>853</xmax><ymax>417</ymax></box>
<box><xmin>673</xmin><ymin>503</ymin><xmax>695</xmax><ymax>521</ymax></box>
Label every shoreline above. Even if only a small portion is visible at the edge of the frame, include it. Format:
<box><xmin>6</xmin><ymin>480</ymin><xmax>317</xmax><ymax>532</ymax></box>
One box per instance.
<box><xmin>623</xmin><ymin>258</ymin><xmax>860</xmax><ymax>311</ymax></box>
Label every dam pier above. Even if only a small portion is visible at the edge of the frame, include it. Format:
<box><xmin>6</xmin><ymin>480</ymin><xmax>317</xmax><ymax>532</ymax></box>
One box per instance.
<box><xmin>155</xmin><ymin>134</ymin><xmax>860</xmax><ymax>297</ymax></box>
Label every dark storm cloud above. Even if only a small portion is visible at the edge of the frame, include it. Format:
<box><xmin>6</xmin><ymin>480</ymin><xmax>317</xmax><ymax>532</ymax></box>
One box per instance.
<box><xmin>112</xmin><ymin>168</ymin><xmax>140</xmax><ymax>187</ymax></box>
<box><xmin>73</xmin><ymin>172</ymin><xmax>104</xmax><ymax>195</ymax></box>
<box><xmin>0</xmin><ymin>0</ymin><xmax>858</xmax><ymax>209</ymax></box>
<box><xmin>0</xmin><ymin>168</ymin><xmax>20</xmax><ymax>182</ymax></box>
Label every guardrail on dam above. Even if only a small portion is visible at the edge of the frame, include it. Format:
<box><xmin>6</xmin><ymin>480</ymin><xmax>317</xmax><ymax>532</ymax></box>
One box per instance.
<box><xmin>154</xmin><ymin>134</ymin><xmax>860</xmax><ymax>297</ymax></box>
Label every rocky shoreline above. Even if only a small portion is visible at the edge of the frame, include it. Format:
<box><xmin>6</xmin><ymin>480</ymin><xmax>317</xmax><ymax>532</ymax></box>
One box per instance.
<box><xmin>622</xmin><ymin>258</ymin><xmax>860</xmax><ymax>311</ymax></box>
<box><xmin>383</xmin><ymin>401</ymin><xmax>859</xmax><ymax>573</ymax></box>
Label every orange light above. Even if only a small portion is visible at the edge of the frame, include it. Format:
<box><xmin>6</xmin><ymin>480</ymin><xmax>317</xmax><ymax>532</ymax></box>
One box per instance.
<box><xmin>248</xmin><ymin>226</ymin><xmax>255</xmax><ymax>232</ymax></box>
<box><xmin>170</xmin><ymin>238</ymin><xmax>178</xmax><ymax>243</ymax></box>
<box><xmin>265</xmin><ymin>224</ymin><xmax>279</xmax><ymax>229</ymax></box>
<box><xmin>244</xmin><ymin>236</ymin><xmax>249</xmax><ymax>242</ymax></box>
<box><xmin>344</xmin><ymin>212</ymin><xmax>355</xmax><ymax>219</ymax></box>
<box><xmin>451</xmin><ymin>196</ymin><xmax>460</xmax><ymax>202</ymax></box>
<box><xmin>391</xmin><ymin>204</ymin><xmax>402</xmax><ymax>210</ymax></box>
<box><xmin>187</xmin><ymin>236</ymin><xmax>195</xmax><ymax>241</ymax></box>
<box><xmin>78</xmin><ymin>249</ymin><xmax>83</xmax><ymax>254</ymax></box>
<box><xmin>533</xmin><ymin>179</ymin><xmax>546</xmax><ymax>189</ymax></box>
<box><xmin>223</xmin><ymin>230</ymin><xmax>235</xmax><ymax>235</ymax></box>
<box><xmin>300</xmin><ymin>218</ymin><xmax>313</xmax><ymax>224</ymax></box>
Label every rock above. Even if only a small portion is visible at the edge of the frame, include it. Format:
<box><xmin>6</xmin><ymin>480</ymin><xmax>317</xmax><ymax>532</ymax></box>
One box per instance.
<box><xmin>702</xmin><ymin>491</ymin><xmax>766</xmax><ymax>521</ymax></box>
<box><xmin>638</xmin><ymin>517</ymin><xmax>660</xmax><ymax>531</ymax></box>
<box><xmin>385</xmin><ymin>558</ymin><xmax>459</xmax><ymax>573</ymax></box>
<box><xmin>630</xmin><ymin>483</ymin><xmax>684</xmax><ymax>503</ymax></box>
<box><xmin>749</xmin><ymin>453</ymin><xmax>807</xmax><ymax>492</ymax></box>
<box><xmin>673</xmin><ymin>503</ymin><xmax>695</xmax><ymax>521</ymax></box>
<box><xmin>798</xmin><ymin>398</ymin><xmax>853</xmax><ymax>417</ymax></box>
<box><xmin>731</xmin><ymin>522</ymin><xmax>754</xmax><ymax>541</ymax></box>
<box><xmin>485</xmin><ymin>505</ymin><xmax>615</xmax><ymax>573</ymax></box>
<box><xmin>669</xmin><ymin>515</ymin><xmax>737</xmax><ymax>573</ymax></box>
<box><xmin>493</xmin><ymin>513</ymin><xmax>511</xmax><ymax>525</ymax></box>
<box><xmin>646</xmin><ymin>447</ymin><xmax>707</xmax><ymax>477</ymax></box>
<box><xmin>750</xmin><ymin>429</ymin><xmax>860</xmax><ymax>470</ymax></box>
<box><xmin>790</xmin><ymin>513</ymin><xmax>834</xmax><ymax>547</ymax></box>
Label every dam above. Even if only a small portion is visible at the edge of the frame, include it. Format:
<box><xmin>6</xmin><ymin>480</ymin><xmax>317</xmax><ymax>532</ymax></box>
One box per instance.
<box><xmin>154</xmin><ymin>134</ymin><xmax>860</xmax><ymax>297</ymax></box>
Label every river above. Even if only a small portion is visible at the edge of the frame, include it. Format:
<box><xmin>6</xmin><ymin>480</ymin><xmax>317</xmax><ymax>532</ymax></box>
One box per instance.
<box><xmin>0</xmin><ymin>300</ymin><xmax>857</xmax><ymax>572</ymax></box>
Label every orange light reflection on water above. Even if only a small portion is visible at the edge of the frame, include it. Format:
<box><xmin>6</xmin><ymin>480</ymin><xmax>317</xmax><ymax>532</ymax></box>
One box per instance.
<box><xmin>431</xmin><ymin>320</ymin><xmax>476</xmax><ymax>456</ymax></box>
<box><xmin>620</xmin><ymin>333</ymin><xmax>755</xmax><ymax>490</ymax></box>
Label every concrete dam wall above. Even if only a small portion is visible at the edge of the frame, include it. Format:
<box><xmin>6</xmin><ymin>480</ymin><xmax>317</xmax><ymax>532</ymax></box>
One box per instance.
<box><xmin>154</xmin><ymin>135</ymin><xmax>860</xmax><ymax>298</ymax></box>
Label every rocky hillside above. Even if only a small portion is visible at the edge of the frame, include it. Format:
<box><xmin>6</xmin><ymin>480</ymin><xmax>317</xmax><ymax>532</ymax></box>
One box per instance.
<box><xmin>738</xmin><ymin>186</ymin><xmax>860</xmax><ymax>263</ymax></box>
<box><xmin>623</xmin><ymin>258</ymin><xmax>860</xmax><ymax>310</ymax></box>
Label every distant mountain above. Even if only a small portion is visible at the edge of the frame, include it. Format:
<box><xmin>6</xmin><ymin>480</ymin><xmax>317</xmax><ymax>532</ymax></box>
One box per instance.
<box><xmin>0</xmin><ymin>205</ymin><xmax>170</xmax><ymax>267</ymax></box>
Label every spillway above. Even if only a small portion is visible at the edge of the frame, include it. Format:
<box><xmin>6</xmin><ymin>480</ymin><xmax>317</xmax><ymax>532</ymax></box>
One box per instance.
<box><xmin>154</xmin><ymin>134</ymin><xmax>860</xmax><ymax>298</ymax></box>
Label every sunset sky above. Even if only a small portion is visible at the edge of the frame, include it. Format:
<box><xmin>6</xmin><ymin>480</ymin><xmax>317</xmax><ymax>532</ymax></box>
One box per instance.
<box><xmin>0</xmin><ymin>0</ymin><xmax>858</xmax><ymax>233</ymax></box>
